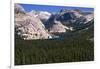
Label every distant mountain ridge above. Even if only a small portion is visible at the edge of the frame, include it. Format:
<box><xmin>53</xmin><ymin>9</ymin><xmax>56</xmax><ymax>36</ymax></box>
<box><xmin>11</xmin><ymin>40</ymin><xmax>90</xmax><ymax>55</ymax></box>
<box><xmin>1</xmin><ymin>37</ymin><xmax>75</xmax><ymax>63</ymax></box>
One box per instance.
<box><xmin>15</xmin><ymin>4</ymin><xmax>94</xmax><ymax>40</ymax></box>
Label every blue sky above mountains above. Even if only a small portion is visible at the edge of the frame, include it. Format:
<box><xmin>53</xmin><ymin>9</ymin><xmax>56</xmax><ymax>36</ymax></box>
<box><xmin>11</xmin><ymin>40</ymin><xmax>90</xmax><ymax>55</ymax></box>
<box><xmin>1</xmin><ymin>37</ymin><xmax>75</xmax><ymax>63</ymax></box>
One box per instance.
<box><xmin>19</xmin><ymin>3</ymin><xmax>94</xmax><ymax>13</ymax></box>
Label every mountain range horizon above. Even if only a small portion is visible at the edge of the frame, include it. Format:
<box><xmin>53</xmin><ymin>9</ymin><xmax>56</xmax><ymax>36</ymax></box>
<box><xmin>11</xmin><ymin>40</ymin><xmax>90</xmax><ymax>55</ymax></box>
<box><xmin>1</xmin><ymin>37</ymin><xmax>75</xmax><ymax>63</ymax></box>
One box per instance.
<box><xmin>15</xmin><ymin>3</ymin><xmax>94</xmax><ymax>40</ymax></box>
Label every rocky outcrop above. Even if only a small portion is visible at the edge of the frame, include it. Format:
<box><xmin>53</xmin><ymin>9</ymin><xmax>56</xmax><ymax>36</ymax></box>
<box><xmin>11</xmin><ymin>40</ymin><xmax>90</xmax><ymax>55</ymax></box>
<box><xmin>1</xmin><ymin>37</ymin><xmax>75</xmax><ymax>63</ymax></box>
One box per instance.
<box><xmin>14</xmin><ymin>4</ymin><xmax>25</xmax><ymax>14</ymax></box>
<box><xmin>49</xmin><ymin>21</ymin><xmax>70</xmax><ymax>33</ymax></box>
<box><xmin>27</xmin><ymin>10</ymin><xmax>51</xmax><ymax>23</ymax></box>
<box><xmin>15</xmin><ymin>4</ymin><xmax>52</xmax><ymax>40</ymax></box>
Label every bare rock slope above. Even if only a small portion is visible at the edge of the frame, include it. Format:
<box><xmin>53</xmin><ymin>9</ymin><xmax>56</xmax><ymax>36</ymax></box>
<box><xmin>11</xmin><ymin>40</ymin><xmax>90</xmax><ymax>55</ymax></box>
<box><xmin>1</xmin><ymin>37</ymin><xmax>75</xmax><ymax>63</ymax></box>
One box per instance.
<box><xmin>15</xmin><ymin>4</ymin><xmax>51</xmax><ymax>40</ymax></box>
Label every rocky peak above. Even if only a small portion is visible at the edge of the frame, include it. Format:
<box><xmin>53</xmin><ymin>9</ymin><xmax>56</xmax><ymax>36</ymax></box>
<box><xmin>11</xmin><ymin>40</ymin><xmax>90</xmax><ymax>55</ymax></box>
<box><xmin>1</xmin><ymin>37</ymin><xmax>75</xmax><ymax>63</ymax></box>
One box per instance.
<box><xmin>14</xmin><ymin>4</ymin><xmax>25</xmax><ymax>14</ymax></box>
<box><xmin>27</xmin><ymin>10</ymin><xmax>51</xmax><ymax>23</ymax></box>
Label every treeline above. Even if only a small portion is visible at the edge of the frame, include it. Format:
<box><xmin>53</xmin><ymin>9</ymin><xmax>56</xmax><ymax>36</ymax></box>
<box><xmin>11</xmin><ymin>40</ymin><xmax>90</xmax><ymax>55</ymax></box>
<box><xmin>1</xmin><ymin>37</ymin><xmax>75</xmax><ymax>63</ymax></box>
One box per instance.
<box><xmin>15</xmin><ymin>24</ymin><xmax>94</xmax><ymax>65</ymax></box>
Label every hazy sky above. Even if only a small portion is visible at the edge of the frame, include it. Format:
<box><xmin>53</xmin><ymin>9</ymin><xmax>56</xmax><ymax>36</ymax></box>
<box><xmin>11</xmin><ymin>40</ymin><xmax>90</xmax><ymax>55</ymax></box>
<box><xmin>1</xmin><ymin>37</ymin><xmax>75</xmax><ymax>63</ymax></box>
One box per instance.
<box><xmin>19</xmin><ymin>3</ymin><xmax>94</xmax><ymax>13</ymax></box>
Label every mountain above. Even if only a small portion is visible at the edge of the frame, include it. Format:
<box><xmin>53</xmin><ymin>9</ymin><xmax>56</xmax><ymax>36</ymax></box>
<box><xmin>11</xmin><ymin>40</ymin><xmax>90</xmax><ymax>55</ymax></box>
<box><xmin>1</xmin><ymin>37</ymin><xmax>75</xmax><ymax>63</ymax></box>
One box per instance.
<box><xmin>56</xmin><ymin>9</ymin><xmax>93</xmax><ymax>30</ymax></box>
<box><xmin>45</xmin><ymin>14</ymin><xmax>72</xmax><ymax>33</ymax></box>
<box><xmin>15</xmin><ymin>4</ymin><xmax>94</xmax><ymax>40</ymax></box>
<box><xmin>15</xmin><ymin>4</ymin><xmax>52</xmax><ymax>40</ymax></box>
<box><xmin>45</xmin><ymin>9</ymin><xmax>93</xmax><ymax>33</ymax></box>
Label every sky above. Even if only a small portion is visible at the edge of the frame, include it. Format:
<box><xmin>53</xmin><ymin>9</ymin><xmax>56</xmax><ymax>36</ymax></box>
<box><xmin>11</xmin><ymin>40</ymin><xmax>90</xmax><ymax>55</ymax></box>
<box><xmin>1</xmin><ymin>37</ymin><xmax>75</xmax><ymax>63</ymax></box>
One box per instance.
<box><xmin>19</xmin><ymin>3</ymin><xmax>94</xmax><ymax>13</ymax></box>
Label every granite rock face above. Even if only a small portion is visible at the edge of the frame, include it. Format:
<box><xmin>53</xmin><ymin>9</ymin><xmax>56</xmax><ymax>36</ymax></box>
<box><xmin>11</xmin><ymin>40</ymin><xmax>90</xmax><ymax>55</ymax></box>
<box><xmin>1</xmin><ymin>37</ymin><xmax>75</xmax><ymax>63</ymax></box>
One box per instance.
<box><xmin>15</xmin><ymin>4</ymin><xmax>52</xmax><ymax>40</ymax></box>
